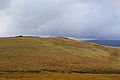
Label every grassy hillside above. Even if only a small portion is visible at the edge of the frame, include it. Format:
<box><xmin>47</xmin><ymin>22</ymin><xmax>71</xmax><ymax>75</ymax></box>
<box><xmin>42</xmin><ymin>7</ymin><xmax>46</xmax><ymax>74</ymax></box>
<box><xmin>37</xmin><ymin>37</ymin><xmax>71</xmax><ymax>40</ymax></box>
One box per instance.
<box><xmin>0</xmin><ymin>37</ymin><xmax>120</xmax><ymax>73</ymax></box>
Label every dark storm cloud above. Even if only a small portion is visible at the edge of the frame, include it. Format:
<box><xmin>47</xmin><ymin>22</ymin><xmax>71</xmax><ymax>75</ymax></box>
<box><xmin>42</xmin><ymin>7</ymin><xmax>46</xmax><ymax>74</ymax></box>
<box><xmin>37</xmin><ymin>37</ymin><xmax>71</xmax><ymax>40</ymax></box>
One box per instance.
<box><xmin>0</xmin><ymin>0</ymin><xmax>120</xmax><ymax>39</ymax></box>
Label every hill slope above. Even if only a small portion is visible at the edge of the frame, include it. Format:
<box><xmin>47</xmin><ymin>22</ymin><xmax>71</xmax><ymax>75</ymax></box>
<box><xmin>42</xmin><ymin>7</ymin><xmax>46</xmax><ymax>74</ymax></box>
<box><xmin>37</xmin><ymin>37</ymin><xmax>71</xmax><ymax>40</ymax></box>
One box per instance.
<box><xmin>0</xmin><ymin>37</ymin><xmax>120</xmax><ymax>73</ymax></box>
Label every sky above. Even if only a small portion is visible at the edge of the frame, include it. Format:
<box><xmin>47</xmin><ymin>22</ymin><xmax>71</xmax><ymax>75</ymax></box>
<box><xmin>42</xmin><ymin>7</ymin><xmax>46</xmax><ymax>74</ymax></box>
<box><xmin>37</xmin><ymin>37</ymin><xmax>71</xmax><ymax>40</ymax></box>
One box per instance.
<box><xmin>0</xmin><ymin>0</ymin><xmax>120</xmax><ymax>39</ymax></box>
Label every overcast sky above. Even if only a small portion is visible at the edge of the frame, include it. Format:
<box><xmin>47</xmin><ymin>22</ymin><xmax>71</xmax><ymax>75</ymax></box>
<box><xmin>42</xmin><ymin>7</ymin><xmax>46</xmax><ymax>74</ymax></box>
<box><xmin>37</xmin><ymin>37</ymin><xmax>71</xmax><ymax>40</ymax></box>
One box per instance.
<box><xmin>0</xmin><ymin>0</ymin><xmax>120</xmax><ymax>39</ymax></box>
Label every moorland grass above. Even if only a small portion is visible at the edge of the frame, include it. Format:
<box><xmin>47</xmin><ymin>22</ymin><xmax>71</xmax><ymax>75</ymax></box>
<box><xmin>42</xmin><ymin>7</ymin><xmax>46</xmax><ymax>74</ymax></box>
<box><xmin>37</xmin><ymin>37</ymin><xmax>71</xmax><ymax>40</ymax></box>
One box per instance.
<box><xmin>0</xmin><ymin>73</ymin><xmax>120</xmax><ymax>80</ymax></box>
<box><xmin>0</xmin><ymin>37</ymin><xmax>120</xmax><ymax>74</ymax></box>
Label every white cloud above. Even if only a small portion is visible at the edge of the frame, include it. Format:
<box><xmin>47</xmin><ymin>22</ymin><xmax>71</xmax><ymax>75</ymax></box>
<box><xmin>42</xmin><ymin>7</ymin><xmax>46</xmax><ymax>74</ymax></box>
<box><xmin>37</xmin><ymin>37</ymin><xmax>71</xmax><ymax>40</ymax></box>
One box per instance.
<box><xmin>0</xmin><ymin>0</ymin><xmax>11</xmax><ymax>9</ymax></box>
<box><xmin>0</xmin><ymin>0</ymin><xmax>120</xmax><ymax>39</ymax></box>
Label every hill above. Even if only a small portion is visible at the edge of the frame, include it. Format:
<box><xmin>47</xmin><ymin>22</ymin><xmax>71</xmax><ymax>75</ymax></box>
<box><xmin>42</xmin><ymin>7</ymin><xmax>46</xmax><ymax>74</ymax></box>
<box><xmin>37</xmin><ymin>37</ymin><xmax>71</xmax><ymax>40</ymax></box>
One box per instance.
<box><xmin>0</xmin><ymin>37</ymin><xmax>120</xmax><ymax>74</ymax></box>
<box><xmin>85</xmin><ymin>40</ymin><xmax>120</xmax><ymax>47</ymax></box>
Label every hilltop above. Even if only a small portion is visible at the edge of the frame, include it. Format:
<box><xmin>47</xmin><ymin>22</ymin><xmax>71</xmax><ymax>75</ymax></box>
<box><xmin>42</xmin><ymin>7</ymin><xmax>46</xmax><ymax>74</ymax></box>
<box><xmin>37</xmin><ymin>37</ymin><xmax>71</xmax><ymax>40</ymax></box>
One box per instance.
<box><xmin>0</xmin><ymin>37</ymin><xmax>120</xmax><ymax>74</ymax></box>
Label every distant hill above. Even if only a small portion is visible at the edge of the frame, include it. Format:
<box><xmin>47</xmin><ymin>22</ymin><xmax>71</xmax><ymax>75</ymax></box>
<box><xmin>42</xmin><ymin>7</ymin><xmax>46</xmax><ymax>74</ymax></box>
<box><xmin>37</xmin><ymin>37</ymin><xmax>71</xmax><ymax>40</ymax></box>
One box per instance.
<box><xmin>0</xmin><ymin>37</ymin><xmax>120</xmax><ymax>74</ymax></box>
<box><xmin>85</xmin><ymin>40</ymin><xmax>120</xmax><ymax>47</ymax></box>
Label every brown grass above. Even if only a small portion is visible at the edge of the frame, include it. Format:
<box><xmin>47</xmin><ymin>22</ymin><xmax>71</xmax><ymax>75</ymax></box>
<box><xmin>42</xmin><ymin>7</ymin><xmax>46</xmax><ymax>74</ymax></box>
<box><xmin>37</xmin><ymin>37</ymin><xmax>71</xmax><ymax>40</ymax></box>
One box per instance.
<box><xmin>0</xmin><ymin>73</ymin><xmax>120</xmax><ymax>80</ymax></box>
<box><xmin>0</xmin><ymin>37</ymin><xmax>120</xmax><ymax>73</ymax></box>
